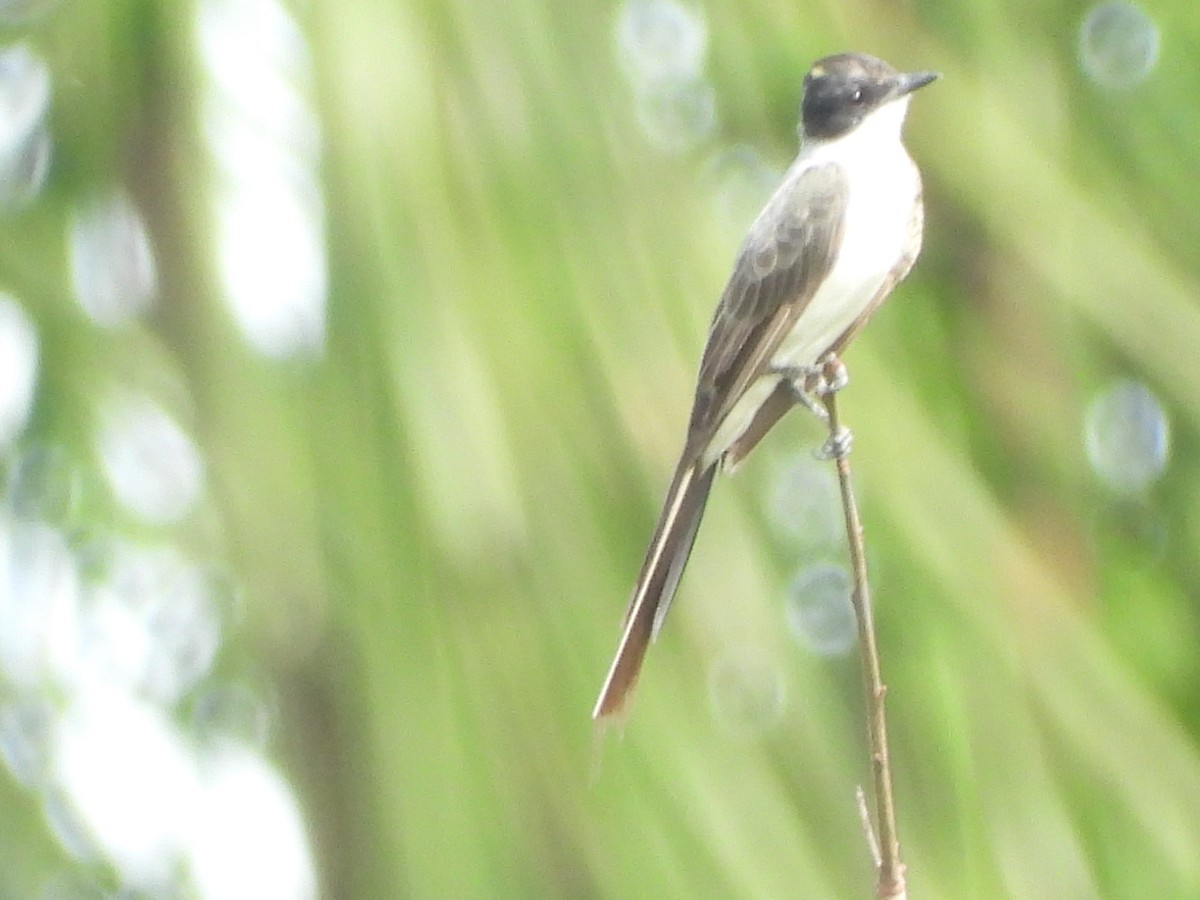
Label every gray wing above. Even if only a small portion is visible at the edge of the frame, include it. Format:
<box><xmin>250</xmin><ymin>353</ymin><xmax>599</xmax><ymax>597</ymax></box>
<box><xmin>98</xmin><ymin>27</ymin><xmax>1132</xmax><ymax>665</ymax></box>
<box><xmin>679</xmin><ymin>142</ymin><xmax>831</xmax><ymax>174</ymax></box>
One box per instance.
<box><xmin>685</xmin><ymin>161</ymin><xmax>849</xmax><ymax>455</ymax></box>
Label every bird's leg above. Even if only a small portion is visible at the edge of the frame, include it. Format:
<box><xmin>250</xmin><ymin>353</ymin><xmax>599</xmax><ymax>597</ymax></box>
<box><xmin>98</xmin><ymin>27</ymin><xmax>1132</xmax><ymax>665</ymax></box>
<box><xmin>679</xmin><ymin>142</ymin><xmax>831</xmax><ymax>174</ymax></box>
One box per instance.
<box><xmin>775</xmin><ymin>364</ymin><xmax>829</xmax><ymax>421</ymax></box>
<box><xmin>818</xmin><ymin>353</ymin><xmax>849</xmax><ymax>394</ymax></box>
<box><xmin>773</xmin><ymin>355</ymin><xmax>853</xmax><ymax>458</ymax></box>
<box><xmin>813</xmin><ymin>353</ymin><xmax>852</xmax><ymax>460</ymax></box>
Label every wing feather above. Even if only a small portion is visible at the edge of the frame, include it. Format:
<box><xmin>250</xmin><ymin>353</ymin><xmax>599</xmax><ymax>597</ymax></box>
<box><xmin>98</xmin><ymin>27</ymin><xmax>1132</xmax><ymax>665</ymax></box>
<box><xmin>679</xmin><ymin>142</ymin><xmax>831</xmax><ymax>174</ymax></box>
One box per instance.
<box><xmin>686</xmin><ymin>162</ymin><xmax>849</xmax><ymax>455</ymax></box>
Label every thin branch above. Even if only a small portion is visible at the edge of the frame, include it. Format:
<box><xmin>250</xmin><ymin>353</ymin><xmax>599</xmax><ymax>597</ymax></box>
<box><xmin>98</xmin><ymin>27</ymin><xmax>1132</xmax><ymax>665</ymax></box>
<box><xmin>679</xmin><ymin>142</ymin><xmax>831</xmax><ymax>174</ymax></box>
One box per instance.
<box><xmin>855</xmin><ymin>785</ymin><xmax>881</xmax><ymax>869</ymax></box>
<box><xmin>821</xmin><ymin>386</ymin><xmax>907</xmax><ymax>900</ymax></box>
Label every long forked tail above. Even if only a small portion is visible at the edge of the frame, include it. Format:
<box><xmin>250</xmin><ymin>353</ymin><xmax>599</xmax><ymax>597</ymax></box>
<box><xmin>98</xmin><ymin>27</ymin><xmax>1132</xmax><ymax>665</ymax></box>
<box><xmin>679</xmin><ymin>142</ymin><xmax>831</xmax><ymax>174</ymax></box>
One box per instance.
<box><xmin>592</xmin><ymin>459</ymin><xmax>716</xmax><ymax>721</ymax></box>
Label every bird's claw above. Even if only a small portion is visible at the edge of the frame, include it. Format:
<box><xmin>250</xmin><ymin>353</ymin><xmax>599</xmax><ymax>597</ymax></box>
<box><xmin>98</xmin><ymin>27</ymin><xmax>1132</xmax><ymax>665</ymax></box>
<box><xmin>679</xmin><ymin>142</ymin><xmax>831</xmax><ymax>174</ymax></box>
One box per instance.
<box><xmin>791</xmin><ymin>381</ymin><xmax>828</xmax><ymax>420</ymax></box>
<box><xmin>816</xmin><ymin>425</ymin><xmax>853</xmax><ymax>461</ymax></box>
<box><xmin>817</xmin><ymin>355</ymin><xmax>849</xmax><ymax>395</ymax></box>
<box><xmin>778</xmin><ymin>354</ymin><xmax>850</xmax><ymax>422</ymax></box>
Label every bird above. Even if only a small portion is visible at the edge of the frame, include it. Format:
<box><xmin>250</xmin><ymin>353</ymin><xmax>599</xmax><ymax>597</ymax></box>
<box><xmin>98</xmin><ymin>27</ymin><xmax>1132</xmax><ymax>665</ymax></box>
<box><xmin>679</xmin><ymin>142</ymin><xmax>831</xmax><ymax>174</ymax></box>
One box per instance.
<box><xmin>593</xmin><ymin>52</ymin><xmax>938</xmax><ymax>721</ymax></box>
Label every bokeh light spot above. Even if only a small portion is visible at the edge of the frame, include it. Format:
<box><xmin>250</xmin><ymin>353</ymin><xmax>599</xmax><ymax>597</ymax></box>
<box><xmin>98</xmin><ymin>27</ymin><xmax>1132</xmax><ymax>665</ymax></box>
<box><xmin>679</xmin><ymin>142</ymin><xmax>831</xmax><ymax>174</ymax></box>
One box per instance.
<box><xmin>198</xmin><ymin>0</ymin><xmax>328</xmax><ymax>360</ymax></box>
<box><xmin>785</xmin><ymin>562</ymin><xmax>856</xmax><ymax>657</ymax></box>
<box><xmin>615</xmin><ymin>0</ymin><xmax>716</xmax><ymax>154</ymax></box>
<box><xmin>1079</xmin><ymin>2</ymin><xmax>1159</xmax><ymax>90</ymax></box>
<box><xmin>0</xmin><ymin>517</ymin><xmax>82</xmax><ymax>687</ymax></box>
<box><xmin>68</xmin><ymin>190</ymin><xmax>157</xmax><ymax>327</ymax></box>
<box><xmin>1084</xmin><ymin>379</ymin><xmax>1169</xmax><ymax>494</ymax></box>
<box><xmin>634</xmin><ymin>77</ymin><xmax>716</xmax><ymax>152</ymax></box>
<box><xmin>186</xmin><ymin>743</ymin><xmax>316</xmax><ymax>900</ymax></box>
<box><xmin>707</xmin><ymin>647</ymin><xmax>785</xmax><ymax>736</ymax></box>
<box><xmin>766</xmin><ymin>453</ymin><xmax>843</xmax><ymax>552</ymax></box>
<box><xmin>616</xmin><ymin>0</ymin><xmax>707</xmax><ymax>84</ymax></box>
<box><xmin>0</xmin><ymin>43</ymin><xmax>51</xmax><ymax>211</ymax></box>
<box><xmin>211</xmin><ymin>172</ymin><xmax>327</xmax><ymax>357</ymax></box>
<box><xmin>51</xmin><ymin>685</ymin><xmax>198</xmax><ymax>889</ymax></box>
<box><xmin>73</xmin><ymin>542</ymin><xmax>222</xmax><ymax>703</ymax></box>
<box><xmin>96</xmin><ymin>393</ymin><xmax>204</xmax><ymax>524</ymax></box>
<box><xmin>0</xmin><ymin>294</ymin><xmax>38</xmax><ymax>449</ymax></box>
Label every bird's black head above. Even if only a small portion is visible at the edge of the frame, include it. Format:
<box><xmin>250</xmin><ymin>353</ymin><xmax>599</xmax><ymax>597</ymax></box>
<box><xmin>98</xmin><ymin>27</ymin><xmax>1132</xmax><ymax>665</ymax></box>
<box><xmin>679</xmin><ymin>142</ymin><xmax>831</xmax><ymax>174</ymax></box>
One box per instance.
<box><xmin>800</xmin><ymin>52</ymin><xmax>938</xmax><ymax>140</ymax></box>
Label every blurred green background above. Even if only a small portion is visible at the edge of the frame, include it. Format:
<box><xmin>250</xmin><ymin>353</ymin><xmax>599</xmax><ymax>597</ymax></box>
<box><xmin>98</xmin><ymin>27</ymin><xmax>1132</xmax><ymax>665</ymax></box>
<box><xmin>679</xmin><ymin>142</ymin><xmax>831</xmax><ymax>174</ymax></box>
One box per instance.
<box><xmin>3</xmin><ymin>0</ymin><xmax>1200</xmax><ymax>897</ymax></box>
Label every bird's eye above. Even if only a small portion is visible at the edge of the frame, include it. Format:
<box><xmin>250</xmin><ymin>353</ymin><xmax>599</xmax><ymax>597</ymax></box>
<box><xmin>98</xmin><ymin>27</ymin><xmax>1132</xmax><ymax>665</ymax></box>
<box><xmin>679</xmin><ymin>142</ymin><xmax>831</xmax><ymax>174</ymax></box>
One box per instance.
<box><xmin>851</xmin><ymin>88</ymin><xmax>864</xmax><ymax>104</ymax></box>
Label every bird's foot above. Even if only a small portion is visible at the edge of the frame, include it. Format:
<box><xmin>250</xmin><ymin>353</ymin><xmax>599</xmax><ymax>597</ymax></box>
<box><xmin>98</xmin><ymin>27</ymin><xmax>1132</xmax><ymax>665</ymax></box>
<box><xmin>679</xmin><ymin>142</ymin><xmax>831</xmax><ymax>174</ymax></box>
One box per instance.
<box><xmin>815</xmin><ymin>354</ymin><xmax>849</xmax><ymax>396</ymax></box>
<box><xmin>808</xmin><ymin>354</ymin><xmax>852</xmax><ymax>460</ymax></box>
<box><xmin>777</xmin><ymin>365</ymin><xmax>828</xmax><ymax>421</ymax></box>
<box><xmin>816</xmin><ymin>425</ymin><xmax>853</xmax><ymax>461</ymax></box>
<box><xmin>777</xmin><ymin>354</ymin><xmax>851</xmax><ymax>421</ymax></box>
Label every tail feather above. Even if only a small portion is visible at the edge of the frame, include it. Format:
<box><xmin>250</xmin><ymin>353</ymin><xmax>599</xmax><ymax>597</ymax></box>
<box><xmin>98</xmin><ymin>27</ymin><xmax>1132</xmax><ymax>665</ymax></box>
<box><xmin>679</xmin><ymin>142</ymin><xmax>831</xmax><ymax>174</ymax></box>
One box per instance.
<box><xmin>593</xmin><ymin>460</ymin><xmax>716</xmax><ymax>720</ymax></box>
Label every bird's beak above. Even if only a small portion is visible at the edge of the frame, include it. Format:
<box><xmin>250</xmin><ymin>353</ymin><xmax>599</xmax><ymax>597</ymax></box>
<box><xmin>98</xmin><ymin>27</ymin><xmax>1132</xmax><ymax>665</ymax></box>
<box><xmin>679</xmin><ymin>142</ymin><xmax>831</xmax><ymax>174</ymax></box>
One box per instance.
<box><xmin>894</xmin><ymin>70</ymin><xmax>940</xmax><ymax>97</ymax></box>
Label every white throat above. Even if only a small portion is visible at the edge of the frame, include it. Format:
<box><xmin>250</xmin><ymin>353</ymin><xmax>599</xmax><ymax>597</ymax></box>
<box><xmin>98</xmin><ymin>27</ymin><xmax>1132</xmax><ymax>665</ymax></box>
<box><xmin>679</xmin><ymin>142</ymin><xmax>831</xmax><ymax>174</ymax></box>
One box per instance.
<box><xmin>801</xmin><ymin>95</ymin><xmax>911</xmax><ymax>161</ymax></box>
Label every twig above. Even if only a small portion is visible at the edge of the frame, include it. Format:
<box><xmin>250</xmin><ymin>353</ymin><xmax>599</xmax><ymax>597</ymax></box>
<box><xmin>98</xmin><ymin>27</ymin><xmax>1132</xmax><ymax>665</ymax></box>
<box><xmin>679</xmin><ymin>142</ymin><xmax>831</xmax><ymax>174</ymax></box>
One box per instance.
<box><xmin>821</xmin><ymin>386</ymin><xmax>907</xmax><ymax>900</ymax></box>
<box><xmin>855</xmin><ymin>785</ymin><xmax>881</xmax><ymax>869</ymax></box>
